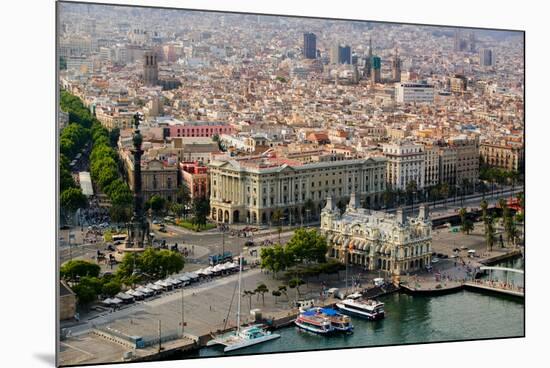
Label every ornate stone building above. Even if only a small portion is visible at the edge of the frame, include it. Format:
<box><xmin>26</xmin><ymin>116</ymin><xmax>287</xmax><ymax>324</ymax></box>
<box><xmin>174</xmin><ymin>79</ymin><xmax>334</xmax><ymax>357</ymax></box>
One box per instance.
<box><xmin>320</xmin><ymin>194</ymin><xmax>432</xmax><ymax>275</ymax></box>
<box><xmin>209</xmin><ymin>156</ymin><xmax>387</xmax><ymax>224</ymax></box>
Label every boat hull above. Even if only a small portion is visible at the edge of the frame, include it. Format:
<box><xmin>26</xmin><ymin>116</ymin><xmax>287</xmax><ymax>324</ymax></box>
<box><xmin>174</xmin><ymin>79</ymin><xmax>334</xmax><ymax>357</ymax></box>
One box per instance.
<box><xmin>335</xmin><ymin>303</ymin><xmax>385</xmax><ymax>321</ymax></box>
<box><xmin>294</xmin><ymin>320</ymin><xmax>334</xmax><ymax>335</ymax></box>
<box><xmin>223</xmin><ymin>333</ymin><xmax>281</xmax><ymax>352</ymax></box>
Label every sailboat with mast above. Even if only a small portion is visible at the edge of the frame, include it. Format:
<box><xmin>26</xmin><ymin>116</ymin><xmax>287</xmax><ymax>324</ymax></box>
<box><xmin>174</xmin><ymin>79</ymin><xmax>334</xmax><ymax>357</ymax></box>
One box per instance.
<box><xmin>206</xmin><ymin>255</ymin><xmax>281</xmax><ymax>352</ymax></box>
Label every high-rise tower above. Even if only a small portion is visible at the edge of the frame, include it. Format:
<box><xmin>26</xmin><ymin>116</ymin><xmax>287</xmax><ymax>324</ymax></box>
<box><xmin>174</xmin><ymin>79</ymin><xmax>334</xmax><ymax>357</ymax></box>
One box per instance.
<box><xmin>303</xmin><ymin>32</ymin><xmax>317</xmax><ymax>59</ymax></box>
<box><xmin>392</xmin><ymin>48</ymin><xmax>402</xmax><ymax>82</ymax></box>
<box><xmin>371</xmin><ymin>55</ymin><xmax>381</xmax><ymax>84</ymax></box>
<box><xmin>143</xmin><ymin>50</ymin><xmax>158</xmax><ymax>86</ymax></box>
<box><xmin>363</xmin><ymin>38</ymin><xmax>373</xmax><ymax>78</ymax></box>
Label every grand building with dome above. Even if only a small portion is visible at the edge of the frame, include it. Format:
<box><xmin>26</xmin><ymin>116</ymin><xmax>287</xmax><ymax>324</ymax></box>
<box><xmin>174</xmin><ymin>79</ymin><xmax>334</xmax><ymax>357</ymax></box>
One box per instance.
<box><xmin>320</xmin><ymin>193</ymin><xmax>432</xmax><ymax>275</ymax></box>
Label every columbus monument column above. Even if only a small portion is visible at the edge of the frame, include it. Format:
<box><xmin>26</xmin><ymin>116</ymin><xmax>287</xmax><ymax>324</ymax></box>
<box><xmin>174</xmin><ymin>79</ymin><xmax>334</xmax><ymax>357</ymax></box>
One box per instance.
<box><xmin>120</xmin><ymin>112</ymin><xmax>151</xmax><ymax>254</ymax></box>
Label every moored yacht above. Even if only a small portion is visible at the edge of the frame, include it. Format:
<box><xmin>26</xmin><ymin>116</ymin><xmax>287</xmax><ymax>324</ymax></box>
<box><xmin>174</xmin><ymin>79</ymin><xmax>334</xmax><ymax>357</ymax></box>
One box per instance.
<box><xmin>308</xmin><ymin>307</ymin><xmax>353</xmax><ymax>333</ymax></box>
<box><xmin>295</xmin><ymin>309</ymin><xmax>334</xmax><ymax>334</ymax></box>
<box><xmin>336</xmin><ymin>294</ymin><xmax>385</xmax><ymax>320</ymax></box>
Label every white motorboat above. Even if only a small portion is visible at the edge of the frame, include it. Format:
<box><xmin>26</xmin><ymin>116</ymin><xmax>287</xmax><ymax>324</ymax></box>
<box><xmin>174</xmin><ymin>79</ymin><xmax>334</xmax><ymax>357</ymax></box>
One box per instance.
<box><xmin>336</xmin><ymin>297</ymin><xmax>385</xmax><ymax>320</ymax></box>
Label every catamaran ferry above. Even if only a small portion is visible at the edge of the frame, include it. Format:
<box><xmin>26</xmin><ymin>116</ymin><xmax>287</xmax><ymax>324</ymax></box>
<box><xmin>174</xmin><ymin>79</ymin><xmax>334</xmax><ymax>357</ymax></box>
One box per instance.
<box><xmin>307</xmin><ymin>307</ymin><xmax>354</xmax><ymax>333</ymax></box>
<box><xmin>207</xmin><ymin>324</ymin><xmax>280</xmax><ymax>352</ymax></box>
<box><xmin>336</xmin><ymin>294</ymin><xmax>385</xmax><ymax>320</ymax></box>
<box><xmin>295</xmin><ymin>309</ymin><xmax>334</xmax><ymax>334</ymax></box>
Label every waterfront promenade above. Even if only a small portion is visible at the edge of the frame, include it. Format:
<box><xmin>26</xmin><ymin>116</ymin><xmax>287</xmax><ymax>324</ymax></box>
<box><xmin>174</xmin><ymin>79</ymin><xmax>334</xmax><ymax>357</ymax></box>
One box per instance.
<box><xmin>59</xmin><ymin>219</ymin><xmax>524</xmax><ymax>365</ymax></box>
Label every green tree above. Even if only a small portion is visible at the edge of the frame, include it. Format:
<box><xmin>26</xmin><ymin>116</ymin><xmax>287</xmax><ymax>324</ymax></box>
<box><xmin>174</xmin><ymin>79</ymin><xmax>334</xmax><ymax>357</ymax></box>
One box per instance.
<box><xmin>110</xmin><ymin>205</ymin><xmax>132</xmax><ymax>224</ymax></box>
<box><xmin>170</xmin><ymin>203</ymin><xmax>185</xmax><ymax>218</ymax></box>
<box><xmin>90</xmin><ymin>144</ymin><xmax>117</xmax><ymax>163</ymax></box>
<box><xmin>271</xmin><ymin>290</ymin><xmax>281</xmax><ymax>304</ymax></box>
<box><xmin>72</xmin><ymin>283</ymin><xmax>97</xmax><ymax>305</ymax></box>
<box><xmin>60</xmin><ymin>187</ymin><xmax>87</xmax><ymax>212</ymax></box>
<box><xmin>288</xmin><ymin>277</ymin><xmax>305</xmax><ymax>300</ymax></box>
<box><xmin>97</xmin><ymin>165</ymin><xmax>118</xmax><ymax>189</ymax></box>
<box><xmin>191</xmin><ymin>197</ymin><xmax>210</xmax><ymax>229</ymax></box>
<box><xmin>383</xmin><ymin>187</ymin><xmax>395</xmax><ymax>208</ymax></box>
<box><xmin>260</xmin><ymin>245</ymin><xmax>290</xmax><ymax>278</ymax></box>
<box><xmin>60</xmin><ymin>167</ymin><xmax>77</xmax><ymax>192</ymax></box>
<box><xmin>102</xmin><ymin>280</ymin><xmax>122</xmax><ymax>297</ymax></box>
<box><xmin>459</xmin><ymin>208</ymin><xmax>474</xmax><ymax>235</ymax></box>
<box><xmin>79</xmin><ymin>276</ymin><xmax>103</xmax><ymax>295</ymax></box>
<box><xmin>177</xmin><ymin>182</ymin><xmax>191</xmax><ymax>211</ymax></box>
<box><xmin>285</xmin><ymin>228</ymin><xmax>327</xmax><ymax>264</ymax></box>
<box><xmin>254</xmin><ymin>284</ymin><xmax>269</xmax><ymax>306</ymax></box>
<box><xmin>60</xmin><ymin>260</ymin><xmax>100</xmax><ymax>281</ymax></box>
<box><xmin>148</xmin><ymin>195</ymin><xmax>166</xmax><ymax>216</ymax></box>
<box><xmin>116</xmin><ymin>248</ymin><xmax>184</xmax><ymax>280</ymax></box>
<box><xmin>109</xmin><ymin>127</ymin><xmax>120</xmax><ymax>147</ymax></box>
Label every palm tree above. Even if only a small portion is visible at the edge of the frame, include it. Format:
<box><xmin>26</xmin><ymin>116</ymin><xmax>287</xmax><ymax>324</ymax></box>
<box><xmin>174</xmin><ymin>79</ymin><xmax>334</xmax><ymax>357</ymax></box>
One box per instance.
<box><xmin>271</xmin><ymin>290</ymin><xmax>281</xmax><ymax>304</ymax></box>
<box><xmin>440</xmin><ymin>183</ymin><xmax>450</xmax><ymax>208</ymax></box>
<box><xmin>479</xmin><ymin>181</ymin><xmax>488</xmax><ymax>200</ymax></box>
<box><xmin>406</xmin><ymin>180</ymin><xmax>417</xmax><ymax>207</ymax></box>
<box><xmin>383</xmin><ymin>186</ymin><xmax>394</xmax><ymax>209</ymax></box>
<box><xmin>498</xmin><ymin>198</ymin><xmax>508</xmax><ymax>222</ymax></box>
<box><xmin>272</xmin><ymin>208</ymin><xmax>283</xmax><ymax>243</ymax></box>
<box><xmin>430</xmin><ymin>186</ymin><xmax>440</xmax><ymax>205</ymax></box>
<box><xmin>177</xmin><ymin>183</ymin><xmax>191</xmax><ymax>217</ymax></box>
<box><xmin>242</xmin><ymin>290</ymin><xmax>256</xmax><ymax>312</ymax></box>
<box><xmin>459</xmin><ymin>208</ymin><xmax>474</xmax><ymax>234</ymax></box>
<box><xmin>504</xmin><ymin>215</ymin><xmax>518</xmax><ymax>248</ymax></box>
<box><xmin>461</xmin><ymin>178</ymin><xmax>470</xmax><ymax>204</ymax></box>
<box><xmin>255</xmin><ymin>284</ymin><xmax>269</xmax><ymax>306</ymax></box>
<box><xmin>485</xmin><ymin>215</ymin><xmax>496</xmax><ymax>252</ymax></box>
<box><xmin>288</xmin><ymin>278</ymin><xmax>304</xmax><ymax>302</ymax></box>
<box><xmin>396</xmin><ymin>189</ymin><xmax>405</xmax><ymax>206</ymax></box>
<box><xmin>303</xmin><ymin>199</ymin><xmax>315</xmax><ymax>224</ymax></box>
<box><xmin>480</xmin><ymin>199</ymin><xmax>489</xmax><ymax>221</ymax></box>
<box><xmin>278</xmin><ymin>285</ymin><xmax>288</xmax><ymax>302</ymax></box>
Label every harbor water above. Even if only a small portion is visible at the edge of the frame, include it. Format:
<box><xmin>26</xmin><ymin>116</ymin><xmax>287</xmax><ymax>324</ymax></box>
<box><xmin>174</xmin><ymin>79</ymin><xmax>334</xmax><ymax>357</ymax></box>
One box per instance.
<box><xmin>190</xmin><ymin>258</ymin><xmax>524</xmax><ymax>358</ymax></box>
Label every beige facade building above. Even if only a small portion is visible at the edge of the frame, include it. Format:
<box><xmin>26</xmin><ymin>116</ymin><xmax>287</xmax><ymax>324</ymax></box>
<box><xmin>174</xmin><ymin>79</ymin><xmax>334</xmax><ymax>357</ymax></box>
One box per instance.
<box><xmin>448</xmin><ymin>136</ymin><xmax>479</xmax><ymax>187</ymax></box>
<box><xmin>424</xmin><ymin>144</ymin><xmax>440</xmax><ymax>188</ymax></box>
<box><xmin>123</xmin><ymin>155</ymin><xmax>179</xmax><ymax>203</ymax></box>
<box><xmin>208</xmin><ymin>156</ymin><xmax>387</xmax><ymax>224</ymax></box>
<box><xmin>96</xmin><ymin>107</ymin><xmax>134</xmax><ymax>130</ymax></box>
<box><xmin>321</xmin><ymin>195</ymin><xmax>432</xmax><ymax>275</ymax></box>
<box><xmin>438</xmin><ymin>145</ymin><xmax>458</xmax><ymax>186</ymax></box>
<box><xmin>480</xmin><ymin>142</ymin><xmax>524</xmax><ymax>172</ymax></box>
<box><xmin>382</xmin><ymin>141</ymin><xmax>425</xmax><ymax>190</ymax></box>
